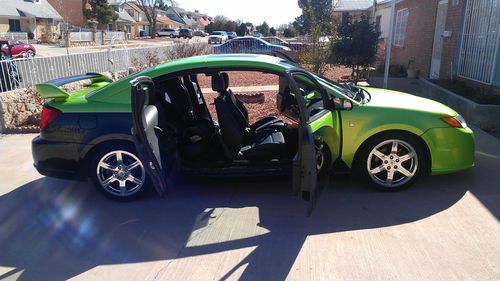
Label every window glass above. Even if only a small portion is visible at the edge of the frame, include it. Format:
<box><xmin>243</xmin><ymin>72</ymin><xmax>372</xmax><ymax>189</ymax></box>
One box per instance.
<box><xmin>394</xmin><ymin>8</ymin><xmax>409</xmax><ymax>47</ymax></box>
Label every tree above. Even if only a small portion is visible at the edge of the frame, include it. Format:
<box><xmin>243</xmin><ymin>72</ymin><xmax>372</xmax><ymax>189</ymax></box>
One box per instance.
<box><xmin>295</xmin><ymin>0</ymin><xmax>337</xmax><ymax>75</ymax></box>
<box><xmin>269</xmin><ymin>27</ymin><xmax>277</xmax><ymax>36</ymax></box>
<box><xmin>283</xmin><ymin>28</ymin><xmax>296</xmax><ymax>38</ymax></box>
<box><xmin>83</xmin><ymin>0</ymin><xmax>118</xmax><ymax>29</ymax></box>
<box><xmin>133</xmin><ymin>0</ymin><xmax>173</xmax><ymax>39</ymax></box>
<box><xmin>294</xmin><ymin>0</ymin><xmax>335</xmax><ymax>35</ymax></box>
<box><xmin>236</xmin><ymin>23</ymin><xmax>248</xmax><ymax>36</ymax></box>
<box><xmin>256</xmin><ymin>21</ymin><xmax>270</xmax><ymax>36</ymax></box>
<box><xmin>331</xmin><ymin>15</ymin><xmax>380</xmax><ymax>84</ymax></box>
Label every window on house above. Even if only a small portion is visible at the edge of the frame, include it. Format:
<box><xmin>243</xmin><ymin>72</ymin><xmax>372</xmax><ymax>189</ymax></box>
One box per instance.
<box><xmin>8</xmin><ymin>19</ymin><xmax>21</xmax><ymax>32</ymax></box>
<box><xmin>393</xmin><ymin>8</ymin><xmax>409</xmax><ymax>47</ymax></box>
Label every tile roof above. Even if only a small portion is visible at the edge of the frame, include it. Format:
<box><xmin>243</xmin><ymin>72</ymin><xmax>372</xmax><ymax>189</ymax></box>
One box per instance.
<box><xmin>0</xmin><ymin>0</ymin><xmax>62</xmax><ymax>19</ymax></box>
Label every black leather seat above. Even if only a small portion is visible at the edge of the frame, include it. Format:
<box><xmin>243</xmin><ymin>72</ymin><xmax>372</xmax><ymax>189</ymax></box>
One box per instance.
<box><xmin>219</xmin><ymin>72</ymin><xmax>286</xmax><ymax>133</ymax></box>
<box><xmin>213</xmin><ymin>73</ymin><xmax>285</xmax><ymax>160</ymax></box>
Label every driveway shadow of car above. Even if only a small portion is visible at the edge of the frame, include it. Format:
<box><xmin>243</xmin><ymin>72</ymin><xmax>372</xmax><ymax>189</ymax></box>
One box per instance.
<box><xmin>0</xmin><ymin>167</ymin><xmax>487</xmax><ymax>281</ymax></box>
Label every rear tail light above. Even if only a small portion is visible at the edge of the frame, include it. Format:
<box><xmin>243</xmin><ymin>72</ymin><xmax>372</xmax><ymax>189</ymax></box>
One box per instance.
<box><xmin>40</xmin><ymin>106</ymin><xmax>60</xmax><ymax>129</ymax></box>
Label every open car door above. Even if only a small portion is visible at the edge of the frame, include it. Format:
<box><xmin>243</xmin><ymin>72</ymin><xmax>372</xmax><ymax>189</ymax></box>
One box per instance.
<box><xmin>285</xmin><ymin>70</ymin><xmax>333</xmax><ymax>215</ymax></box>
<box><xmin>130</xmin><ymin>76</ymin><xmax>170</xmax><ymax>198</ymax></box>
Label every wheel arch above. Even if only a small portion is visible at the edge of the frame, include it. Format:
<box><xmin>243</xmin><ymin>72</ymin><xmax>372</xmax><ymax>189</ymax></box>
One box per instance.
<box><xmin>351</xmin><ymin>129</ymin><xmax>432</xmax><ymax>175</ymax></box>
<box><xmin>79</xmin><ymin>134</ymin><xmax>136</xmax><ymax>178</ymax></box>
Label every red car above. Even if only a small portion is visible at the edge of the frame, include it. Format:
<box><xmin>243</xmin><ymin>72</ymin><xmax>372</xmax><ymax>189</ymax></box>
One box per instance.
<box><xmin>0</xmin><ymin>39</ymin><xmax>36</xmax><ymax>60</ymax></box>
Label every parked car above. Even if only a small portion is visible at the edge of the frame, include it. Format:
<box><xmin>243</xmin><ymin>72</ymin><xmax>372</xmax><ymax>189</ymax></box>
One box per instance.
<box><xmin>227</xmin><ymin>32</ymin><xmax>237</xmax><ymax>40</ymax></box>
<box><xmin>0</xmin><ymin>40</ymin><xmax>36</xmax><ymax>60</ymax></box>
<box><xmin>193</xmin><ymin>30</ymin><xmax>208</xmax><ymax>37</ymax></box>
<box><xmin>208</xmin><ymin>31</ymin><xmax>228</xmax><ymax>44</ymax></box>
<box><xmin>214</xmin><ymin>37</ymin><xmax>292</xmax><ymax>55</ymax></box>
<box><xmin>179</xmin><ymin>29</ymin><xmax>193</xmax><ymax>39</ymax></box>
<box><xmin>0</xmin><ymin>60</ymin><xmax>22</xmax><ymax>92</ymax></box>
<box><xmin>156</xmin><ymin>28</ymin><xmax>179</xmax><ymax>38</ymax></box>
<box><xmin>252</xmin><ymin>31</ymin><xmax>262</xmax><ymax>38</ymax></box>
<box><xmin>262</xmin><ymin>36</ymin><xmax>305</xmax><ymax>51</ymax></box>
<box><xmin>32</xmin><ymin>54</ymin><xmax>474</xmax><ymax>208</ymax></box>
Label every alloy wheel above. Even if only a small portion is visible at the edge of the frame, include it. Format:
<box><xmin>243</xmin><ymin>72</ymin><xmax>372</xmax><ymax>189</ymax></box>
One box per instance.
<box><xmin>366</xmin><ymin>139</ymin><xmax>418</xmax><ymax>188</ymax></box>
<box><xmin>96</xmin><ymin>150</ymin><xmax>146</xmax><ymax>197</ymax></box>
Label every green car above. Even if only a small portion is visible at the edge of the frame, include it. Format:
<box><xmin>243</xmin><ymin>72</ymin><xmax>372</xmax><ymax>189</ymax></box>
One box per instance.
<box><xmin>32</xmin><ymin>54</ymin><xmax>474</xmax><ymax>209</ymax></box>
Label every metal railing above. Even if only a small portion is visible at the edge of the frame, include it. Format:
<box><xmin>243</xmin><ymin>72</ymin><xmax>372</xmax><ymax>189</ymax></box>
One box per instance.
<box><xmin>0</xmin><ymin>32</ymin><xmax>29</xmax><ymax>43</ymax></box>
<box><xmin>0</xmin><ymin>43</ymin><xmax>211</xmax><ymax>93</ymax></box>
<box><xmin>457</xmin><ymin>0</ymin><xmax>500</xmax><ymax>84</ymax></box>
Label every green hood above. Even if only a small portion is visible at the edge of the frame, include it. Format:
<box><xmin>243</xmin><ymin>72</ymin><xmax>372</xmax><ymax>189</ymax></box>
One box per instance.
<box><xmin>363</xmin><ymin>87</ymin><xmax>458</xmax><ymax>117</ymax></box>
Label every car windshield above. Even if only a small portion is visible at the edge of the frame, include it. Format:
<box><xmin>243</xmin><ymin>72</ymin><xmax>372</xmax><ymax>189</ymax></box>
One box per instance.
<box><xmin>212</xmin><ymin>32</ymin><xmax>223</xmax><ymax>35</ymax></box>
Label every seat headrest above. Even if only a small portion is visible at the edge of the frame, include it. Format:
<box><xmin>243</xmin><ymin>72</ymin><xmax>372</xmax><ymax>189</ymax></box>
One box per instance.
<box><xmin>211</xmin><ymin>73</ymin><xmax>226</xmax><ymax>93</ymax></box>
<box><xmin>220</xmin><ymin>72</ymin><xmax>230</xmax><ymax>89</ymax></box>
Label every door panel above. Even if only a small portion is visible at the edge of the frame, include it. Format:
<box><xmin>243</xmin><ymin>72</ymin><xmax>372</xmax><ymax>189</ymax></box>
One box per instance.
<box><xmin>130</xmin><ymin>76</ymin><xmax>169</xmax><ymax>198</ymax></box>
<box><xmin>286</xmin><ymin>70</ymin><xmax>335</xmax><ymax>215</ymax></box>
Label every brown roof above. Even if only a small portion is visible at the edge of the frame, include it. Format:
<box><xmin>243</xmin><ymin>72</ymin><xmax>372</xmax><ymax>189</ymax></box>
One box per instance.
<box><xmin>125</xmin><ymin>2</ymin><xmax>144</xmax><ymax>14</ymax></box>
<box><xmin>157</xmin><ymin>15</ymin><xmax>178</xmax><ymax>26</ymax></box>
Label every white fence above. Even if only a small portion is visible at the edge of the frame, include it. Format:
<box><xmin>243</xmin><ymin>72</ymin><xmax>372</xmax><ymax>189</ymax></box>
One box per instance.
<box><xmin>0</xmin><ymin>43</ymin><xmax>209</xmax><ymax>92</ymax></box>
<box><xmin>69</xmin><ymin>32</ymin><xmax>93</xmax><ymax>42</ymax></box>
<box><xmin>457</xmin><ymin>0</ymin><xmax>500</xmax><ymax>84</ymax></box>
<box><xmin>0</xmin><ymin>32</ymin><xmax>29</xmax><ymax>43</ymax></box>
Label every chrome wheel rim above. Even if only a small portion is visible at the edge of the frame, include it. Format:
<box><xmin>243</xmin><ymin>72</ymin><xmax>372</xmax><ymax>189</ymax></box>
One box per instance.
<box><xmin>97</xmin><ymin>150</ymin><xmax>145</xmax><ymax>197</ymax></box>
<box><xmin>367</xmin><ymin>139</ymin><xmax>418</xmax><ymax>188</ymax></box>
<box><xmin>25</xmin><ymin>51</ymin><xmax>34</xmax><ymax>58</ymax></box>
<box><xmin>315</xmin><ymin>144</ymin><xmax>324</xmax><ymax>172</ymax></box>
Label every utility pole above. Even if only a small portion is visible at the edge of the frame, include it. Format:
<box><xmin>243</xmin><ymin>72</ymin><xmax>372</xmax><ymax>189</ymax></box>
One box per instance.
<box><xmin>383</xmin><ymin>0</ymin><xmax>396</xmax><ymax>89</ymax></box>
<box><xmin>372</xmin><ymin>0</ymin><xmax>377</xmax><ymax>24</ymax></box>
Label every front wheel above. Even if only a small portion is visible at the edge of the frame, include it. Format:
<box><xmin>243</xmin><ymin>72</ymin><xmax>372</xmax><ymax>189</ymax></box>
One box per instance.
<box><xmin>169</xmin><ymin>34</ymin><xmax>174</xmax><ymax>38</ymax></box>
<box><xmin>25</xmin><ymin>50</ymin><xmax>35</xmax><ymax>58</ymax></box>
<box><xmin>0</xmin><ymin>51</ymin><xmax>6</xmax><ymax>61</ymax></box>
<box><xmin>355</xmin><ymin>133</ymin><xmax>426</xmax><ymax>191</ymax></box>
<box><xmin>90</xmin><ymin>143</ymin><xmax>148</xmax><ymax>201</ymax></box>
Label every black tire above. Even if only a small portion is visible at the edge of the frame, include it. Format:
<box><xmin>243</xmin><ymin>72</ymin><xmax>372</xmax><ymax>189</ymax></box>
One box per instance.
<box><xmin>169</xmin><ymin>34</ymin><xmax>174</xmax><ymax>38</ymax></box>
<box><xmin>89</xmin><ymin>143</ymin><xmax>149</xmax><ymax>201</ymax></box>
<box><xmin>354</xmin><ymin>132</ymin><xmax>426</xmax><ymax>192</ymax></box>
<box><xmin>0</xmin><ymin>51</ymin><xmax>6</xmax><ymax>61</ymax></box>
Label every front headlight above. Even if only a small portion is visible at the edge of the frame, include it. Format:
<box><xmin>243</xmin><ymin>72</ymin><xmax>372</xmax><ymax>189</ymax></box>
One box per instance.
<box><xmin>441</xmin><ymin>115</ymin><xmax>467</xmax><ymax>128</ymax></box>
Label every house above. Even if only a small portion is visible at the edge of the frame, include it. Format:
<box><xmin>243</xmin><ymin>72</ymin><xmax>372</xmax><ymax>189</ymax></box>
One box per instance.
<box><xmin>188</xmin><ymin>10</ymin><xmax>213</xmax><ymax>31</ymax></box>
<box><xmin>333</xmin><ymin>0</ymin><xmax>392</xmax><ymax>37</ymax></box>
<box><xmin>0</xmin><ymin>0</ymin><xmax>62</xmax><ymax>42</ymax></box>
<box><xmin>46</xmin><ymin>0</ymin><xmax>86</xmax><ymax>28</ymax></box>
<box><xmin>107</xmin><ymin>0</ymin><xmax>135</xmax><ymax>33</ymax></box>
<box><xmin>124</xmin><ymin>3</ymin><xmax>178</xmax><ymax>38</ymax></box>
<box><xmin>165</xmin><ymin>7</ymin><xmax>198</xmax><ymax>29</ymax></box>
<box><xmin>388</xmin><ymin>0</ymin><xmax>500</xmax><ymax>92</ymax></box>
<box><xmin>124</xmin><ymin>2</ymin><xmax>151</xmax><ymax>37</ymax></box>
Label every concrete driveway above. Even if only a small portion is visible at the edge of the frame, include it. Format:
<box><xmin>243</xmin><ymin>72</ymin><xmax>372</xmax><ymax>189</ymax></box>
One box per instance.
<box><xmin>0</xmin><ymin>128</ymin><xmax>498</xmax><ymax>281</ymax></box>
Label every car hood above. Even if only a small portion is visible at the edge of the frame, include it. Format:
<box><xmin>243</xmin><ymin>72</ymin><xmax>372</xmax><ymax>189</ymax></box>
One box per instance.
<box><xmin>209</xmin><ymin>35</ymin><xmax>224</xmax><ymax>38</ymax></box>
<box><xmin>362</xmin><ymin>87</ymin><xmax>458</xmax><ymax>116</ymax></box>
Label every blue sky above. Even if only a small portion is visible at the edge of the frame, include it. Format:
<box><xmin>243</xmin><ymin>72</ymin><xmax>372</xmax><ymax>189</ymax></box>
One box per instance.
<box><xmin>176</xmin><ymin>0</ymin><xmax>302</xmax><ymax>27</ymax></box>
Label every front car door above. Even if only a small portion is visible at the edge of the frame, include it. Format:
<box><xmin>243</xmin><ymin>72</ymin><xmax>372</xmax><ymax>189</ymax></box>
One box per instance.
<box><xmin>130</xmin><ymin>76</ymin><xmax>170</xmax><ymax>197</ymax></box>
<box><xmin>285</xmin><ymin>70</ymin><xmax>337</xmax><ymax>215</ymax></box>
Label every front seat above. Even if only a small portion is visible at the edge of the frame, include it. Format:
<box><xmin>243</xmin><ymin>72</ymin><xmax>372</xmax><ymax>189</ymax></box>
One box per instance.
<box><xmin>212</xmin><ymin>73</ymin><xmax>285</xmax><ymax>160</ymax></box>
<box><xmin>219</xmin><ymin>72</ymin><xmax>286</xmax><ymax>133</ymax></box>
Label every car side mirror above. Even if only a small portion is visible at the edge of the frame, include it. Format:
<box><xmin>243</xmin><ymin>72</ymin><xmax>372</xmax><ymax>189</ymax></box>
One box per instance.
<box><xmin>333</xmin><ymin>97</ymin><xmax>353</xmax><ymax>111</ymax></box>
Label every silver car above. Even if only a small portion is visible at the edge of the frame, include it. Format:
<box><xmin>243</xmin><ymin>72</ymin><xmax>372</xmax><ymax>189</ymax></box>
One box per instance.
<box><xmin>156</xmin><ymin>28</ymin><xmax>179</xmax><ymax>38</ymax></box>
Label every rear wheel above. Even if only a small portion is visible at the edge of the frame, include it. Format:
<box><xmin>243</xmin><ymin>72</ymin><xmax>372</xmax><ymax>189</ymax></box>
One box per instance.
<box><xmin>355</xmin><ymin>133</ymin><xmax>426</xmax><ymax>191</ymax></box>
<box><xmin>90</xmin><ymin>143</ymin><xmax>148</xmax><ymax>201</ymax></box>
<box><xmin>0</xmin><ymin>51</ymin><xmax>6</xmax><ymax>61</ymax></box>
<box><xmin>169</xmin><ymin>34</ymin><xmax>174</xmax><ymax>38</ymax></box>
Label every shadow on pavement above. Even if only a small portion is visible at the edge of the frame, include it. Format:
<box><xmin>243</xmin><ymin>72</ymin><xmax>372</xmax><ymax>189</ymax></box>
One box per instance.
<box><xmin>0</xmin><ymin>129</ymin><xmax>498</xmax><ymax>281</ymax></box>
